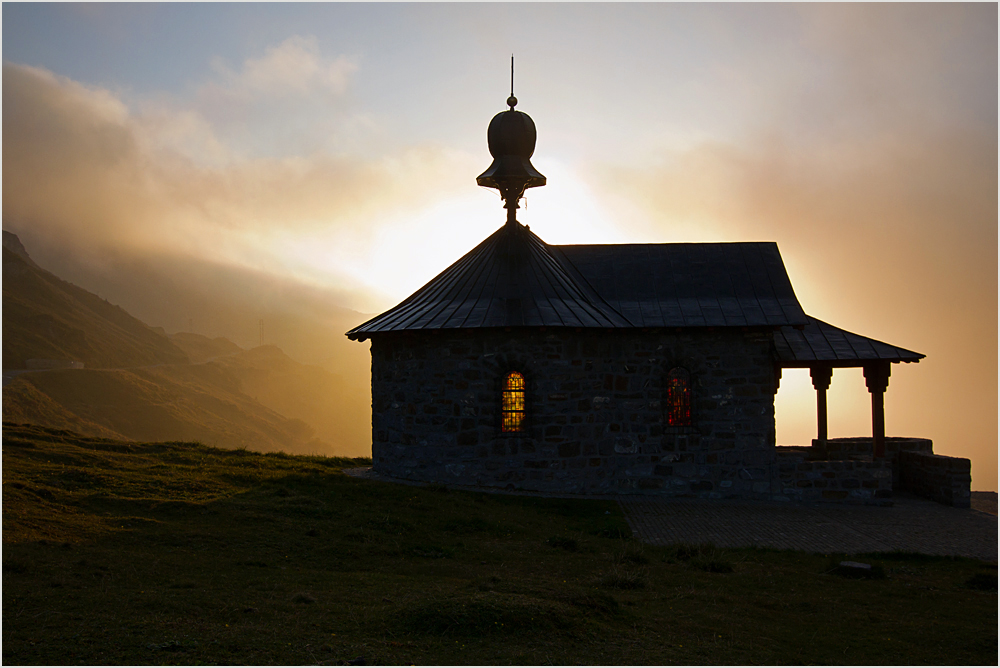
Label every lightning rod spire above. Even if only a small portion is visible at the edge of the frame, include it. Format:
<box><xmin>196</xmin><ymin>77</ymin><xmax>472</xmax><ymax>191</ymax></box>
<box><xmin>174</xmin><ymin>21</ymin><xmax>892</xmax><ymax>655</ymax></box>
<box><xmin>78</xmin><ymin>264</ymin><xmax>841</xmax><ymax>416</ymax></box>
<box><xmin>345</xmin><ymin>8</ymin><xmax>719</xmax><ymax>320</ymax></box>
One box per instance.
<box><xmin>508</xmin><ymin>55</ymin><xmax>517</xmax><ymax>109</ymax></box>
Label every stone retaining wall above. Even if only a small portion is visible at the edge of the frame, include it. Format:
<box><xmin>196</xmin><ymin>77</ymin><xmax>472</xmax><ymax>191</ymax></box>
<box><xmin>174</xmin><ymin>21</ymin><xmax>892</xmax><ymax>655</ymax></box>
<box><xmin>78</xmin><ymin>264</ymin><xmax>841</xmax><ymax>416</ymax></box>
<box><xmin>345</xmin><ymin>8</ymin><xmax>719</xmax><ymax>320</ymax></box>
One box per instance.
<box><xmin>775</xmin><ymin>449</ymin><xmax>892</xmax><ymax>503</ymax></box>
<box><xmin>370</xmin><ymin>328</ymin><xmax>776</xmax><ymax>497</ymax></box>
<box><xmin>899</xmin><ymin>451</ymin><xmax>971</xmax><ymax>508</ymax></box>
<box><xmin>811</xmin><ymin>437</ymin><xmax>933</xmax><ymax>486</ymax></box>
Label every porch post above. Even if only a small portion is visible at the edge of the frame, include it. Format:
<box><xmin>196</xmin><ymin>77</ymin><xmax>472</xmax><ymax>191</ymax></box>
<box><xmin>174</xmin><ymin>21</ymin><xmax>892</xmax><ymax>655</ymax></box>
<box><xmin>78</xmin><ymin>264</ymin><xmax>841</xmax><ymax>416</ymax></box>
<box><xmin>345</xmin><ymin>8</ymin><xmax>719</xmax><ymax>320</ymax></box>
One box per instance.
<box><xmin>810</xmin><ymin>366</ymin><xmax>833</xmax><ymax>445</ymax></box>
<box><xmin>863</xmin><ymin>362</ymin><xmax>891</xmax><ymax>458</ymax></box>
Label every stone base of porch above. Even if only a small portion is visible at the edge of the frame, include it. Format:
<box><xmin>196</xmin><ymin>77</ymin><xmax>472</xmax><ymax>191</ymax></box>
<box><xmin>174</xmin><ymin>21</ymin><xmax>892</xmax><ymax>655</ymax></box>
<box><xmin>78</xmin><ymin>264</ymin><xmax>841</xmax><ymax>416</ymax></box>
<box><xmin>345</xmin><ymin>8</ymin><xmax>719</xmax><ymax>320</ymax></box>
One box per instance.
<box><xmin>777</xmin><ymin>437</ymin><xmax>971</xmax><ymax>508</ymax></box>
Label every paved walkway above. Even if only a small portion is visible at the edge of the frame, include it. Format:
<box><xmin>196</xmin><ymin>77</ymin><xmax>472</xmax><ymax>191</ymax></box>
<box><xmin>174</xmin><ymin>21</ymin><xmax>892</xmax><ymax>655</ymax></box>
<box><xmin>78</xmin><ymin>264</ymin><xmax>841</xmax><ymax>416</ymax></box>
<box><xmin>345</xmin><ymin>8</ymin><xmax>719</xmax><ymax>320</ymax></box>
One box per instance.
<box><xmin>344</xmin><ymin>468</ymin><xmax>997</xmax><ymax>562</ymax></box>
<box><xmin>620</xmin><ymin>494</ymin><xmax>997</xmax><ymax>562</ymax></box>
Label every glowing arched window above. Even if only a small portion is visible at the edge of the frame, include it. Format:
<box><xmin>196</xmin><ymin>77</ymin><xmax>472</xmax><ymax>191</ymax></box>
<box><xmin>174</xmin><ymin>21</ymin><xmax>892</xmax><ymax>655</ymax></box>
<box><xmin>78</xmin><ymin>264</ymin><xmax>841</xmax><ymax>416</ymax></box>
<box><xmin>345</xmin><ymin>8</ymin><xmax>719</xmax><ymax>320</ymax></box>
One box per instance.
<box><xmin>667</xmin><ymin>367</ymin><xmax>692</xmax><ymax>427</ymax></box>
<box><xmin>501</xmin><ymin>371</ymin><xmax>526</xmax><ymax>433</ymax></box>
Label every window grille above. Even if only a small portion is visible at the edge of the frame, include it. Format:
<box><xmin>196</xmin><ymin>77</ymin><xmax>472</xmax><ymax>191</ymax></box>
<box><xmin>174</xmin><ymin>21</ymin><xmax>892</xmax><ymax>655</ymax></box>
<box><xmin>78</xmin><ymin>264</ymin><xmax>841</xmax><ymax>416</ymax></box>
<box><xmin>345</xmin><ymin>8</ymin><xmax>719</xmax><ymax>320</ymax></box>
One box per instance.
<box><xmin>501</xmin><ymin>371</ymin><xmax>526</xmax><ymax>433</ymax></box>
<box><xmin>667</xmin><ymin>367</ymin><xmax>692</xmax><ymax>427</ymax></box>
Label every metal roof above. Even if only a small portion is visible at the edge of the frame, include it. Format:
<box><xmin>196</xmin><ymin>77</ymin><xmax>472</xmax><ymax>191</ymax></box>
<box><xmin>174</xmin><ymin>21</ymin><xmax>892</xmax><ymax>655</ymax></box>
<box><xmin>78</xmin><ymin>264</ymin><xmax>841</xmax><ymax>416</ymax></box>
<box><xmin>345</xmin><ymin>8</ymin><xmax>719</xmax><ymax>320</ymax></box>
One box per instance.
<box><xmin>346</xmin><ymin>224</ymin><xmax>812</xmax><ymax>340</ymax></box>
<box><xmin>773</xmin><ymin>316</ymin><xmax>924</xmax><ymax>367</ymax></box>
<box><xmin>346</xmin><ymin>222</ymin><xmax>631</xmax><ymax>340</ymax></box>
<box><xmin>556</xmin><ymin>242</ymin><xmax>808</xmax><ymax>328</ymax></box>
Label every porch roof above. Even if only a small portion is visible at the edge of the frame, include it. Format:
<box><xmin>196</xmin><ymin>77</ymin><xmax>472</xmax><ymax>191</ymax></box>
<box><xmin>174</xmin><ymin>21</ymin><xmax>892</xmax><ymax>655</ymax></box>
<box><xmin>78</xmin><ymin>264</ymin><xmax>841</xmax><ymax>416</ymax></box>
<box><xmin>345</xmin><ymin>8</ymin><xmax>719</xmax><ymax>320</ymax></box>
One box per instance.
<box><xmin>774</xmin><ymin>316</ymin><xmax>924</xmax><ymax>368</ymax></box>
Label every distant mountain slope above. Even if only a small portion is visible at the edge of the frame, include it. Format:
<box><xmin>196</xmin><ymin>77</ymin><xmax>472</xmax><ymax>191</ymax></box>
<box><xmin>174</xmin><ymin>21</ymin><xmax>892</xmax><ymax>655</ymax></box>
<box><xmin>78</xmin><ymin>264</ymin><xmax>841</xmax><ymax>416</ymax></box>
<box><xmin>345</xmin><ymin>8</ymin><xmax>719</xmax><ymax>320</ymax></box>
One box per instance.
<box><xmin>2</xmin><ymin>362</ymin><xmax>330</xmax><ymax>455</ymax></box>
<box><xmin>212</xmin><ymin>345</ymin><xmax>371</xmax><ymax>455</ymax></box>
<box><xmin>0</xmin><ymin>378</ymin><xmax>126</xmax><ymax>440</ymax></box>
<box><xmin>2</xmin><ymin>343</ymin><xmax>370</xmax><ymax>456</ymax></box>
<box><xmin>2</xmin><ymin>234</ymin><xmax>189</xmax><ymax>369</ymax></box>
<box><xmin>3</xmin><ymin>229</ymin><xmax>40</xmax><ymax>268</ymax></box>
<box><xmin>2</xmin><ymin>231</ymin><xmax>370</xmax><ymax>457</ymax></box>
<box><xmin>170</xmin><ymin>332</ymin><xmax>244</xmax><ymax>364</ymax></box>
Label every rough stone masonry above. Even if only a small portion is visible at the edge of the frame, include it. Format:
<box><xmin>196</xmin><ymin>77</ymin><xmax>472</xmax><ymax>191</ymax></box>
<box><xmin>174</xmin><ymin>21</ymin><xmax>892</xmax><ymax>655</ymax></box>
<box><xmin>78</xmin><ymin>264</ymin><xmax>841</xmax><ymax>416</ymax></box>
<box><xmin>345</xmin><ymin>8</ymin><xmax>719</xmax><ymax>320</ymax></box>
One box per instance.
<box><xmin>370</xmin><ymin>328</ymin><xmax>781</xmax><ymax>498</ymax></box>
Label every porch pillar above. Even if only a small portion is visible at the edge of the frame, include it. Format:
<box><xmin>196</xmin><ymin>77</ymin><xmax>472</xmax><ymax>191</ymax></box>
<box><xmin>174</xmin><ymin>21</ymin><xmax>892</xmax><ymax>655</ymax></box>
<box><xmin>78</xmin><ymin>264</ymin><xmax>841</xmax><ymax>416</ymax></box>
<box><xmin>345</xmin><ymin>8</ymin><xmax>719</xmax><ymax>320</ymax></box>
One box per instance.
<box><xmin>809</xmin><ymin>366</ymin><xmax>833</xmax><ymax>445</ymax></box>
<box><xmin>863</xmin><ymin>362</ymin><xmax>891</xmax><ymax>458</ymax></box>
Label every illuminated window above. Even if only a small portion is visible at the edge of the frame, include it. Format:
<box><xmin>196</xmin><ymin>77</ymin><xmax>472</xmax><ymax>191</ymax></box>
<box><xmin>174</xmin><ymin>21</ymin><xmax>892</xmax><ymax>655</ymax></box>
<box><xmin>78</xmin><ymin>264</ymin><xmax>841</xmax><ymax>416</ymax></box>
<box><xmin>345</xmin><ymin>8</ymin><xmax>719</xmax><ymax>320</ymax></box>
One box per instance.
<box><xmin>501</xmin><ymin>371</ymin><xmax>526</xmax><ymax>433</ymax></box>
<box><xmin>666</xmin><ymin>367</ymin><xmax>692</xmax><ymax>427</ymax></box>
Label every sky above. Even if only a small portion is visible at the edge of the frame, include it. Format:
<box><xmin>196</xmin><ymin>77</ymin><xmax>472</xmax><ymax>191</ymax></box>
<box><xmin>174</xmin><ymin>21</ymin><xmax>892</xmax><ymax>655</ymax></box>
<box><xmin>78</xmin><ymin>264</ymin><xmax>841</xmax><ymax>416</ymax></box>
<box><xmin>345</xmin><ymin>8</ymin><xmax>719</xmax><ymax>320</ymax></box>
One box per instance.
<box><xmin>2</xmin><ymin>3</ymin><xmax>997</xmax><ymax>489</ymax></box>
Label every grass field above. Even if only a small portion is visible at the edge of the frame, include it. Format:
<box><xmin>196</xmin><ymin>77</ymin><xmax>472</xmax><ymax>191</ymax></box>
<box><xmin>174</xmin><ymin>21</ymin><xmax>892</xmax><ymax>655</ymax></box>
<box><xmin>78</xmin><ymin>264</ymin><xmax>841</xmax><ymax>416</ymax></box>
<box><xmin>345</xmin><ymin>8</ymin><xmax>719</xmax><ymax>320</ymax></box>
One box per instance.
<box><xmin>3</xmin><ymin>422</ymin><xmax>996</xmax><ymax>665</ymax></box>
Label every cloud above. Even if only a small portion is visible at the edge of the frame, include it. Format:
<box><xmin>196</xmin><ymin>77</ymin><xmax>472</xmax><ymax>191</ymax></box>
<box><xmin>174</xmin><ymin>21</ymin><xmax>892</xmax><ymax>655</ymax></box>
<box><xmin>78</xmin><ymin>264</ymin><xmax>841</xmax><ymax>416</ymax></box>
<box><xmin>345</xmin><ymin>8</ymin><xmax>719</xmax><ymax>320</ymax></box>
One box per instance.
<box><xmin>2</xmin><ymin>64</ymin><xmax>155</xmax><ymax>252</ymax></box>
<box><xmin>206</xmin><ymin>35</ymin><xmax>358</xmax><ymax>101</ymax></box>
<box><xmin>2</xmin><ymin>59</ymin><xmax>472</xmax><ymax>281</ymax></box>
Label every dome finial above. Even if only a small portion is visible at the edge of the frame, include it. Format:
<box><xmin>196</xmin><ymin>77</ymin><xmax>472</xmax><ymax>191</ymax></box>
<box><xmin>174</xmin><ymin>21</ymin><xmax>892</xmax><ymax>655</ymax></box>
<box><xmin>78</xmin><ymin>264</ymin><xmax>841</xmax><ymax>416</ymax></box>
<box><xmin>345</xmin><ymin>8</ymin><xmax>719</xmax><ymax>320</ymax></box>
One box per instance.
<box><xmin>507</xmin><ymin>55</ymin><xmax>517</xmax><ymax>109</ymax></box>
<box><xmin>476</xmin><ymin>57</ymin><xmax>546</xmax><ymax>225</ymax></box>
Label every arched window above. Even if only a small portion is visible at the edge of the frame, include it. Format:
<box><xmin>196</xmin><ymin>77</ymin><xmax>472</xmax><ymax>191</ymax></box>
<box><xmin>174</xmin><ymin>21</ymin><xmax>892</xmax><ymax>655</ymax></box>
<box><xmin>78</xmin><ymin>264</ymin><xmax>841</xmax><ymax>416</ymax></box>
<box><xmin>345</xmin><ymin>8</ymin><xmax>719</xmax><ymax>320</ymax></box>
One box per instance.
<box><xmin>501</xmin><ymin>371</ymin><xmax>526</xmax><ymax>433</ymax></box>
<box><xmin>666</xmin><ymin>367</ymin><xmax>692</xmax><ymax>427</ymax></box>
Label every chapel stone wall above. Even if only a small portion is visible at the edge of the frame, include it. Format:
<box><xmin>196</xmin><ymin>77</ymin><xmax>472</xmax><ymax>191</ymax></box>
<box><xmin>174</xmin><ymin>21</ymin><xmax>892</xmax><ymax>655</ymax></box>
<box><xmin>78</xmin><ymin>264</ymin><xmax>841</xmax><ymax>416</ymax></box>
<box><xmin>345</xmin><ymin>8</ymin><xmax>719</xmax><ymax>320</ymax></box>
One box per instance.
<box><xmin>369</xmin><ymin>328</ymin><xmax>778</xmax><ymax>498</ymax></box>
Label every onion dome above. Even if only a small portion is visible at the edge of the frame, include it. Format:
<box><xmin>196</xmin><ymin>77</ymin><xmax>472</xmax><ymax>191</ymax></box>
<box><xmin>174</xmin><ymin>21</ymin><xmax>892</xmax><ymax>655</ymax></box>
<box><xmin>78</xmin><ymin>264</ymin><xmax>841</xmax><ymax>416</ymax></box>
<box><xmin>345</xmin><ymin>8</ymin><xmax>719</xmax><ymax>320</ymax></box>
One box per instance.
<box><xmin>476</xmin><ymin>94</ymin><xmax>546</xmax><ymax>221</ymax></box>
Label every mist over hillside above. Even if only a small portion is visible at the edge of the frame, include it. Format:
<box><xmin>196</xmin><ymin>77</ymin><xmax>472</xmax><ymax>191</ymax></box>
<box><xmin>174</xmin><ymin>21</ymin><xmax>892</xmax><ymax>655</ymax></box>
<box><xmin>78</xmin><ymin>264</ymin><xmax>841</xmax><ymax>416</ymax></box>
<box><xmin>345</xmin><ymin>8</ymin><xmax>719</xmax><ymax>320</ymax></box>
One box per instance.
<box><xmin>2</xmin><ymin>233</ymin><xmax>190</xmax><ymax>369</ymax></box>
<box><xmin>209</xmin><ymin>344</ymin><xmax>371</xmax><ymax>454</ymax></box>
<box><xmin>2</xmin><ymin>361</ymin><xmax>339</xmax><ymax>455</ymax></box>
<box><xmin>170</xmin><ymin>332</ymin><xmax>244</xmax><ymax>364</ymax></box>
<box><xmin>4</xmin><ymin>225</ymin><xmax>375</xmax><ymax>377</ymax></box>
<box><xmin>2</xmin><ymin>232</ymin><xmax>373</xmax><ymax>456</ymax></box>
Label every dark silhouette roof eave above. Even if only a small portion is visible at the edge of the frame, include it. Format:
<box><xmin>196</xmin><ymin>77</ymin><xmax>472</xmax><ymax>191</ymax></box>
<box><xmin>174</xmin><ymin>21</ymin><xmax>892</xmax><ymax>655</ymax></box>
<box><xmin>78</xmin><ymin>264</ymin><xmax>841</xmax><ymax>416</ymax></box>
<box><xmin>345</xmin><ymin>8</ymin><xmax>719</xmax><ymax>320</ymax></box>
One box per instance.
<box><xmin>773</xmin><ymin>316</ymin><xmax>925</xmax><ymax>366</ymax></box>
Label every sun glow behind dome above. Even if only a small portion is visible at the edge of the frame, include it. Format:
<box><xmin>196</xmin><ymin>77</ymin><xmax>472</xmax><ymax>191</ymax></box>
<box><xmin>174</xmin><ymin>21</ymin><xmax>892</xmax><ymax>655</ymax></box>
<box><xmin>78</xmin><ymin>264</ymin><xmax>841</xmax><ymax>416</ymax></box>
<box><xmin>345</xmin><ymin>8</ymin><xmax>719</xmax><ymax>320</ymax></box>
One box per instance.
<box><xmin>293</xmin><ymin>160</ymin><xmax>635</xmax><ymax>312</ymax></box>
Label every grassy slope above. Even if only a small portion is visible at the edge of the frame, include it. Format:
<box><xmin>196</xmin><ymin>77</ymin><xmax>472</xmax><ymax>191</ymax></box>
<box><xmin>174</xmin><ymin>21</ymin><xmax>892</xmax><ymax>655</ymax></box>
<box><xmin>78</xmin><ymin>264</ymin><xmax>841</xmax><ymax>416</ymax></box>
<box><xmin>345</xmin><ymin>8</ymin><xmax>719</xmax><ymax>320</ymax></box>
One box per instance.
<box><xmin>2</xmin><ymin>247</ymin><xmax>189</xmax><ymax>369</ymax></box>
<box><xmin>2</xmin><ymin>345</ymin><xmax>369</xmax><ymax>456</ymax></box>
<box><xmin>3</xmin><ymin>423</ymin><xmax>996</xmax><ymax>666</ymax></box>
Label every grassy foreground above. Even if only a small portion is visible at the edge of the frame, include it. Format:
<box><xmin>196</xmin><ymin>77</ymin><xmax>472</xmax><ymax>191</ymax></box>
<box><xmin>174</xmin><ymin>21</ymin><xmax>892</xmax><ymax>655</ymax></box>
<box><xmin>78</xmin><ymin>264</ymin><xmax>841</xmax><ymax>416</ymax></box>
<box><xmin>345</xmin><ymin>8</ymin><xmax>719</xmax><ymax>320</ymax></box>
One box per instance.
<box><xmin>3</xmin><ymin>423</ymin><xmax>996</xmax><ymax>665</ymax></box>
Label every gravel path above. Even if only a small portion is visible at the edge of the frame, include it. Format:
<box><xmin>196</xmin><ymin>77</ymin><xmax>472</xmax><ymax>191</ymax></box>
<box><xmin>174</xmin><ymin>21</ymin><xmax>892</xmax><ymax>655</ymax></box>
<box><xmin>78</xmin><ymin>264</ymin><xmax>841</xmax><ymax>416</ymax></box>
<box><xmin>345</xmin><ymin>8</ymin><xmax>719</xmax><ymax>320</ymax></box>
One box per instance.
<box><xmin>620</xmin><ymin>493</ymin><xmax>998</xmax><ymax>561</ymax></box>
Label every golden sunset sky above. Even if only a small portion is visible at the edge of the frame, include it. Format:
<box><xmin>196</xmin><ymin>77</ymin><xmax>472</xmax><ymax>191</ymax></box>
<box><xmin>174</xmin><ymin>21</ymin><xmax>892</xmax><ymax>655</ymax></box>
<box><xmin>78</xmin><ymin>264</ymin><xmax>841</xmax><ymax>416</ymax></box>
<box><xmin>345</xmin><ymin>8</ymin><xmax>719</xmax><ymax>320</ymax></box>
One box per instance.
<box><xmin>3</xmin><ymin>3</ymin><xmax>996</xmax><ymax>489</ymax></box>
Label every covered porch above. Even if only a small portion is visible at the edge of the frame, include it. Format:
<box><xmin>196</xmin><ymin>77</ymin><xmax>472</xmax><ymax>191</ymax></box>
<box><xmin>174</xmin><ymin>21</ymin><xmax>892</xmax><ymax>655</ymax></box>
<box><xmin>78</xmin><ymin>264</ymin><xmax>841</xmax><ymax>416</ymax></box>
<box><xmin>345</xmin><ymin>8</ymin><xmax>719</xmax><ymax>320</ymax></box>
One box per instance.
<box><xmin>769</xmin><ymin>317</ymin><xmax>968</xmax><ymax>507</ymax></box>
<box><xmin>773</xmin><ymin>316</ymin><xmax>924</xmax><ymax>459</ymax></box>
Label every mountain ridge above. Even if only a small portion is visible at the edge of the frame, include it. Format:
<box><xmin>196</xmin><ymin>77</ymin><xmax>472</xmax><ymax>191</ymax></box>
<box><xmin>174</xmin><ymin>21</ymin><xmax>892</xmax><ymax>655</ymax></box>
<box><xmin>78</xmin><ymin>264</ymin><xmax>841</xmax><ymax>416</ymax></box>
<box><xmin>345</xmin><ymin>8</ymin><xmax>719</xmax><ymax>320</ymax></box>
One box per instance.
<box><xmin>2</xmin><ymin>232</ymin><xmax>190</xmax><ymax>369</ymax></box>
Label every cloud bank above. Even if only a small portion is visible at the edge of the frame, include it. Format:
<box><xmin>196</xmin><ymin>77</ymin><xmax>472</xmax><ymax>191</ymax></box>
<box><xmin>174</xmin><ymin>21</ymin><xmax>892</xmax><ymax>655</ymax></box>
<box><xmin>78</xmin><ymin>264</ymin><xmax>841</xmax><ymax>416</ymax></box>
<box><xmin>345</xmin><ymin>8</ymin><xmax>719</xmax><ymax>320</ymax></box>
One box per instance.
<box><xmin>2</xmin><ymin>50</ymin><xmax>474</xmax><ymax>309</ymax></box>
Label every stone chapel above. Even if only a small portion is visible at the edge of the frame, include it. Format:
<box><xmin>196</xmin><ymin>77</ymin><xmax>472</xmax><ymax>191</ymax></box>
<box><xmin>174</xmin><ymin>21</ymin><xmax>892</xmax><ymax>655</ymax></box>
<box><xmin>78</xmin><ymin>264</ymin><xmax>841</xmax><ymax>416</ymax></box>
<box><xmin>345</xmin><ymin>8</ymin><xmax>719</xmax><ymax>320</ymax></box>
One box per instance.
<box><xmin>347</xmin><ymin>87</ymin><xmax>971</xmax><ymax>506</ymax></box>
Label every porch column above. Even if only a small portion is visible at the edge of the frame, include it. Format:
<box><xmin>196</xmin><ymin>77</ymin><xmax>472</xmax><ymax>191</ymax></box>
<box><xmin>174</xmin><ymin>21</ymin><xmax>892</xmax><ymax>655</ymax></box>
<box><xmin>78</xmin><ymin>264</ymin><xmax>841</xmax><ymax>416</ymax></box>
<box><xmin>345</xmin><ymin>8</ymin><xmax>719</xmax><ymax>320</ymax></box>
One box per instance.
<box><xmin>809</xmin><ymin>366</ymin><xmax>833</xmax><ymax>445</ymax></box>
<box><xmin>863</xmin><ymin>362</ymin><xmax>891</xmax><ymax>458</ymax></box>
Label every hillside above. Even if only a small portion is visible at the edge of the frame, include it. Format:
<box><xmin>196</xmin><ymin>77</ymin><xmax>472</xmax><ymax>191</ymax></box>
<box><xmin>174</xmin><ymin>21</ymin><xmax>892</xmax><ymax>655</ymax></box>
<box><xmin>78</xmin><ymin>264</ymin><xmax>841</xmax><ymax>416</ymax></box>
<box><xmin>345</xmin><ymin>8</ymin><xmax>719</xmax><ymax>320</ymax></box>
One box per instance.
<box><xmin>3</xmin><ymin>234</ymin><xmax>371</xmax><ymax>456</ymax></box>
<box><xmin>2</xmin><ymin>361</ymin><xmax>334</xmax><ymax>456</ymax></box>
<box><xmin>2</xmin><ymin>232</ymin><xmax>189</xmax><ymax>369</ymax></box>
<box><xmin>169</xmin><ymin>331</ymin><xmax>244</xmax><ymax>364</ymax></box>
<box><xmin>212</xmin><ymin>345</ymin><xmax>372</xmax><ymax>455</ymax></box>
<box><xmin>7</xmin><ymin>228</ymin><xmax>375</xmax><ymax>380</ymax></box>
<box><xmin>2</xmin><ymin>424</ymin><xmax>996</xmax><ymax>666</ymax></box>
<box><xmin>2</xmin><ymin>342</ymin><xmax>371</xmax><ymax>456</ymax></box>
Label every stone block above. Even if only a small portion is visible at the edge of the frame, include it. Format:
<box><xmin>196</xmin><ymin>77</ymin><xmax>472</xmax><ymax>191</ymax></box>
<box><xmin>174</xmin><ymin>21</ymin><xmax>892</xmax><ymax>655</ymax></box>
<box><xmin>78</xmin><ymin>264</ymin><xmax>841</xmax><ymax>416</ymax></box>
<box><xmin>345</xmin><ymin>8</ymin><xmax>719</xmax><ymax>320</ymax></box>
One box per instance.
<box><xmin>559</xmin><ymin>442</ymin><xmax>581</xmax><ymax>458</ymax></box>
